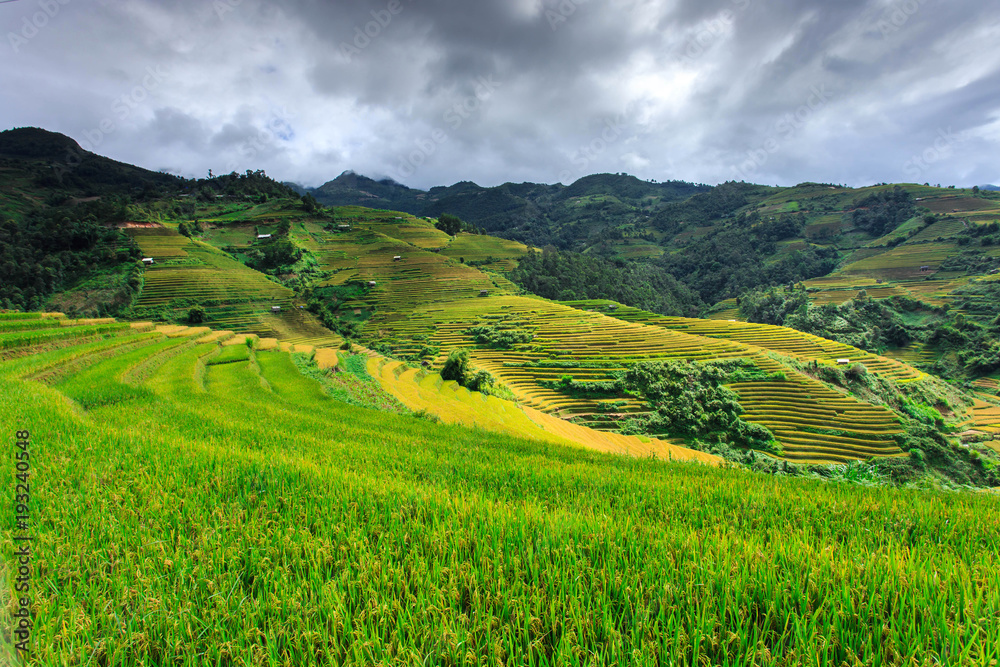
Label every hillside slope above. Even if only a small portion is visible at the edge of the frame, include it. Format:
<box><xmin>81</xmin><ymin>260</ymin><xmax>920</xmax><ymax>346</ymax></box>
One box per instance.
<box><xmin>166</xmin><ymin>200</ymin><xmax>997</xmax><ymax>480</ymax></box>
<box><xmin>306</xmin><ymin>171</ymin><xmax>710</xmax><ymax>255</ymax></box>
<box><xmin>2</xmin><ymin>313</ymin><xmax>998</xmax><ymax>664</ymax></box>
<box><xmin>2</xmin><ymin>130</ymin><xmax>997</xmax><ymax>481</ymax></box>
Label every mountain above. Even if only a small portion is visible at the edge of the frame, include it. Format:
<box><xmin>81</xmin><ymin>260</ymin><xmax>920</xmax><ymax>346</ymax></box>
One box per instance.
<box><xmin>0</xmin><ymin>126</ymin><xmax>183</xmax><ymax>198</ymax></box>
<box><xmin>978</xmin><ymin>184</ymin><xmax>1000</xmax><ymax>191</ymax></box>
<box><xmin>311</xmin><ymin>170</ymin><xmax>427</xmax><ymax>213</ymax></box>
<box><xmin>309</xmin><ymin>171</ymin><xmax>711</xmax><ymax>249</ymax></box>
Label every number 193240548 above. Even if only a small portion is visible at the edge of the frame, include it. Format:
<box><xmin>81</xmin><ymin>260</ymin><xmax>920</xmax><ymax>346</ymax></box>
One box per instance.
<box><xmin>11</xmin><ymin>429</ymin><xmax>33</xmax><ymax>656</ymax></box>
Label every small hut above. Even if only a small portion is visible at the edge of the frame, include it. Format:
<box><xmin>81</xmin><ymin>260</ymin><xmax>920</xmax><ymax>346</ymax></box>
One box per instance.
<box><xmin>257</xmin><ymin>233</ymin><xmax>272</xmax><ymax>240</ymax></box>
<box><xmin>836</xmin><ymin>358</ymin><xmax>850</xmax><ymax>365</ymax></box>
<box><xmin>271</xmin><ymin>306</ymin><xmax>281</xmax><ymax>313</ymax></box>
<box><xmin>368</xmin><ymin>281</ymin><xmax>377</xmax><ymax>287</ymax></box>
<box><xmin>479</xmin><ymin>289</ymin><xmax>489</xmax><ymax>297</ymax></box>
<box><xmin>141</xmin><ymin>257</ymin><xmax>155</xmax><ymax>265</ymax></box>
<box><xmin>393</xmin><ymin>255</ymin><xmax>402</xmax><ymax>262</ymax></box>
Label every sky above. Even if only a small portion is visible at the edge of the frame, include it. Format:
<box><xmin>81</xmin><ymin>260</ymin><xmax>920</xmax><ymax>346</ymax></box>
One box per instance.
<box><xmin>2</xmin><ymin>0</ymin><xmax>999</xmax><ymax>190</ymax></box>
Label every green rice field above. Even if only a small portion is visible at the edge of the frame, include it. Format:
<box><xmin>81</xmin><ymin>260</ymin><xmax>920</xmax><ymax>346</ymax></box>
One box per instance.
<box><xmin>2</xmin><ymin>312</ymin><xmax>999</xmax><ymax>665</ymax></box>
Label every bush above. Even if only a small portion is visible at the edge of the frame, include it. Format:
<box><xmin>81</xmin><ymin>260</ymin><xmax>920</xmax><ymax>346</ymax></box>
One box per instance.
<box><xmin>845</xmin><ymin>363</ymin><xmax>868</xmax><ymax>381</ymax></box>
<box><xmin>620</xmin><ymin>360</ymin><xmax>776</xmax><ymax>450</ymax></box>
<box><xmin>464</xmin><ymin>324</ymin><xmax>534</xmax><ymax>349</ymax></box>
<box><xmin>441</xmin><ymin>349</ymin><xmax>470</xmax><ymax>384</ymax></box>
<box><xmin>440</xmin><ymin>348</ymin><xmax>495</xmax><ymax>394</ymax></box>
<box><xmin>466</xmin><ymin>369</ymin><xmax>495</xmax><ymax>393</ymax></box>
<box><xmin>187</xmin><ymin>306</ymin><xmax>206</xmax><ymax>324</ymax></box>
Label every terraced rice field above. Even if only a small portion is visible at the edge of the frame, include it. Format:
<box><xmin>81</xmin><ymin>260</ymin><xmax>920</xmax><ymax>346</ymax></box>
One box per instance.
<box><xmin>570</xmin><ymin>301</ymin><xmax>924</xmax><ymax>384</ymax></box>
<box><xmin>127</xmin><ymin>228</ymin><xmax>341</xmax><ymax>348</ymax></box>
<box><xmin>120</xmin><ymin>209</ymin><xmax>943</xmax><ymax>466</ymax></box>
<box><xmin>905</xmin><ymin>218</ymin><xmax>968</xmax><ymax>243</ymax></box>
<box><xmin>439</xmin><ymin>232</ymin><xmax>530</xmax><ymax>270</ymax></box>
<box><xmin>332</xmin><ymin>207</ymin><xmax>453</xmax><ymax>249</ymax></box>
<box><xmin>883</xmin><ymin>342</ymin><xmax>940</xmax><ymax>367</ymax></box>
<box><xmin>126</xmin><ymin>226</ymin><xmax>192</xmax><ymax>259</ymax></box>
<box><xmin>367</xmin><ymin>296</ymin><xmax>913</xmax><ymax>463</ymax></box>
<box><xmin>922</xmin><ymin>196</ymin><xmax>999</xmax><ymax>214</ymax></box>
<box><xmin>729</xmin><ymin>356</ymin><xmax>904</xmax><ymax>464</ymax></box>
<box><xmin>706</xmin><ymin>298</ymin><xmax>741</xmax><ymax>320</ymax></box>
<box><xmin>4</xmin><ymin>311</ymin><xmax>999</xmax><ymax>665</ymax></box>
<box><xmin>365</xmin><ymin>355</ymin><xmax>716</xmax><ymax>463</ymax></box>
<box><xmin>609</xmin><ymin>240</ymin><xmax>664</xmax><ymax>260</ymax></box>
<box><xmin>838</xmin><ymin>242</ymin><xmax>957</xmax><ymax>279</ymax></box>
<box><xmin>969</xmin><ymin>398</ymin><xmax>1000</xmax><ymax>435</ymax></box>
<box><xmin>298</xmin><ymin>224</ymin><xmax>506</xmax><ymax>312</ymax></box>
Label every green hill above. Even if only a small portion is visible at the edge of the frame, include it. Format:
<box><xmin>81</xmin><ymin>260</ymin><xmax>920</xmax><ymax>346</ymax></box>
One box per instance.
<box><xmin>306</xmin><ymin>171</ymin><xmax>710</xmax><ymax>253</ymax></box>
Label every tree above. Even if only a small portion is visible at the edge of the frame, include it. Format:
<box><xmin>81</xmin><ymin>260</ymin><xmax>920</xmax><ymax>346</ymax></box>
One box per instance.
<box><xmin>188</xmin><ymin>306</ymin><xmax>206</xmax><ymax>323</ymax></box>
<box><xmin>435</xmin><ymin>213</ymin><xmax>463</xmax><ymax>236</ymax></box>
<box><xmin>440</xmin><ymin>348</ymin><xmax>470</xmax><ymax>383</ymax></box>
<box><xmin>301</xmin><ymin>193</ymin><xmax>319</xmax><ymax>213</ymax></box>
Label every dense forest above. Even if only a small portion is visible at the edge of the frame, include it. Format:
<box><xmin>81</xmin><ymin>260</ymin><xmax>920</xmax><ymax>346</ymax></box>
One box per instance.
<box><xmin>0</xmin><ymin>198</ymin><xmax>142</xmax><ymax>311</ymax></box>
<box><xmin>508</xmin><ymin>247</ymin><xmax>704</xmax><ymax>316</ymax></box>
<box><xmin>739</xmin><ymin>285</ymin><xmax>1000</xmax><ymax>379</ymax></box>
<box><xmin>657</xmin><ymin>211</ymin><xmax>839</xmax><ymax>301</ymax></box>
<box><xmin>848</xmin><ymin>186</ymin><xmax>916</xmax><ymax>237</ymax></box>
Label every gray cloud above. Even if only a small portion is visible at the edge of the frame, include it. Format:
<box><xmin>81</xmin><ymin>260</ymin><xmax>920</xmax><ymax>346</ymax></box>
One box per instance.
<box><xmin>2</xmin><ymin>0</ymin><xmax>998</xmax><ymax>189</ymax></box>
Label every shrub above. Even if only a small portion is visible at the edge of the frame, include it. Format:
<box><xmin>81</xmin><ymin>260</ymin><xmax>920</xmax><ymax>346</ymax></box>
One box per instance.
<box><xmin>440</xmin><ymin>348</ymin><xmax>495</xmax><ymax>395</ymax></box>
<box><xmin>187</xmin><ymin>306</ymin><xmax>206</xmax><ymax>324</ymax></box>
<box><xmin>845</xmin><ymin>363</ymin><xmax>868</xmax><ymax>381</ymax></box>
<box><xmin>466</xmin><ymin>369</ymin><xmax>495</xmax><ymax>393</ymax></box>
<box><xmin>441</xmin><ymin>349</ymin><xmax>470</xmax><ymax>384</ymax></box>
<box><xmin>464</xmin><ymin>324</ymin><xmax>534</xmax><ymax>349</ymax></box>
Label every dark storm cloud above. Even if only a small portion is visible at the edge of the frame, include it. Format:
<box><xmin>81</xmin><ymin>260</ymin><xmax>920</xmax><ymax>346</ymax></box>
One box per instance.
<box><xmin>2</xmin><ymin>0</ymin><xmax>997</xmax><ymax>189</ymax></box>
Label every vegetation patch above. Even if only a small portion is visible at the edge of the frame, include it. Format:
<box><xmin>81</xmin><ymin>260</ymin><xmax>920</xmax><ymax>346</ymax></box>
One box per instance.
<box><xmin>617</xmin><ymin>359</ymin><xmax>780</xmax><ymax>453</ymax></box>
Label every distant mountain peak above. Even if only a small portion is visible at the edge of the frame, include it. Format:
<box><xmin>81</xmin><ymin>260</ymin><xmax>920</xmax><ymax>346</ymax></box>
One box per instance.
<box><xmin>0</xmin><ymin>126</ymin><xmax>86</xmax><ymax>159</ymax></box>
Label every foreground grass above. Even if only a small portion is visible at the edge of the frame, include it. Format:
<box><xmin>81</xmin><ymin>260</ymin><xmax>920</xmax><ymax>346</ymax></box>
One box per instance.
<box><xmin>1</xmin><ymin>331</ymin><xmax>998</xmax><ymax>666</ymax></box>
